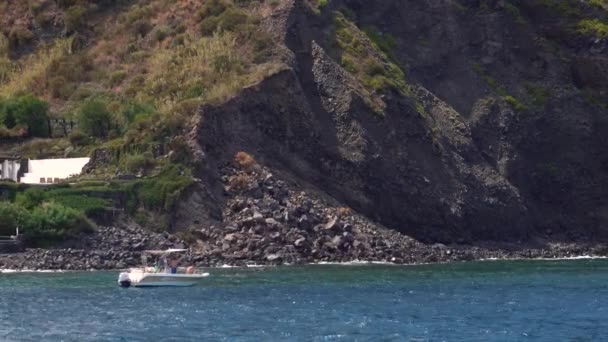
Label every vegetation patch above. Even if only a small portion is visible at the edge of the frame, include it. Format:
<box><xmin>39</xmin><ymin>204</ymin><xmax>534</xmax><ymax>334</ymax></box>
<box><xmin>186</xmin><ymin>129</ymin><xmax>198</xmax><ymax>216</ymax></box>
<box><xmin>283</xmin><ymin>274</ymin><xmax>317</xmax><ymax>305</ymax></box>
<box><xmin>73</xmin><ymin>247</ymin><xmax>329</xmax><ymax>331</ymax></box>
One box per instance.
<box><xmin>332</xmin><ymin>12</ymin><xmax>412</xmax><ymax>113</ymax></box>
<box><xmin>0</xmin><ymin>199</ymin><xmax>94</xmax><ymax>247</ymax></box>
<box><xmin>0</xmin><ymin>38</ymin><xmax>73</xmax><ymax>99</ymax></box>
<box><xmin>0</xmin><ymin>95</ymin><xmax>50</xmax><ymax>138</ymax></box>
<box><xmin>473</xmin><ymin>63</ymin><xmax>526</xmax><ymax>111</ymax></box>
<box><xmin>525</xmin><ymin>83</ymin><xmax>552</xmax><ymax>107</ymax></box>
<box><xmin>577</xmin><ymin>19</ymin><xmax>608</xmax><ymax>38</ymax></box>
<box><xmin>1</xmin><ymin>0</ymin><xmax>279</xmax><ymax>166</ymax></box>
<box><xmin>0</xmin><ymin>162</ymin><xmax>193</xmax><ymax>245</ymax></box>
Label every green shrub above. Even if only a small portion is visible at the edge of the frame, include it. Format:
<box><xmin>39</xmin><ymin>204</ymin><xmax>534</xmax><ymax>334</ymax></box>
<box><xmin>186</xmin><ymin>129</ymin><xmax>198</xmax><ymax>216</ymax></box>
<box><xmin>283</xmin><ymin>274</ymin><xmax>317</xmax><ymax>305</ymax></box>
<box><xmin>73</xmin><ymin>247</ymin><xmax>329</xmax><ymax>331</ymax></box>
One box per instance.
<box><xmin>15</xmin><ymin>187</ymin><xmax>48</xmax><ymax>209</ymax></box>
<box><xmin>200</xmin><ymin>16</ymin><xmax>221</xmax><ymax>35</ymax></box>
<box><xmin>8</xmin><ymin>27</ymin><xmax>34</xmax><ymax>49</ymax></box>
<box><xmin>218</xmin><ymin>8</ymin><xmax>250</xmax><ymax>31</ymax></box>
<box><xmin>64</xmin><ymin>5</ymin><xmax>88</xmax><ymax>32</ymax></box>
<box><xmin>134</xmin><ymin>165</ymin><xmax>192</xmax><ymax>211</ymax></box>
<box><xmin>123</xmin><ymin>152</ymin><xmax>155</xmax><ymax>173</ymax></box>
<box><xmin>78</xmin><ymin>99</ymin><xmax>113</xmax><ymax>138</ymax></box>
<box><xmin>363</xmin><ymin>27</ymin><xmax>397</xmax><ymax>61</ymax></box>
<box><xmin>589</xmin><ymin>0</ymin><xmax>607</xmax><ymax>8</ymax></box>
<box><xmin>0</xmin><ymin>202</ymin><xmax>27</xmax><ymax>236</ymax></box>
<box><xmin>120</xmin><ymin>101</ymin><xmax>155</xmax><ymax>124</ymax></box>
<box><xmin>199</xmin><ymin>2</ymin><xmax>255</xmax><ymax>36</ymax></box>
<box><xmin>51</xmin><ymin>195</ymin><xmax>110</xmax><ymax>217</ymax></box>
<box><xmin>132</xmin><ymin>18</ymin><xmax>153</xmax><ymax>37</ymax></box>
<box><xmin>504</xmin><ymin>95</ymin><xmax>526</xmax><ymax>111</ymax></box>
<box><xmin>24</xmin><ymin>202</ymin><xmax>95</xmax><ymax>247</ymax></box>
<box><xmin>578</xmin><ymin>19</ymin><xmax>608</xmax><ymax>38</ymax></box>
<box><xmin>200</xmin><ymin>0</ymin><xmax>230</xmax><ymax>18</ymax></box>
<box><xmin>68</xmin><ymin>129</ymin><xmax>91</xmax><ymax>146</ymax></box>
<box><xmin>0</xmin><ymin>95</ymin><xmax>50</xmax><ymax>137</ymax></box>
<box><xmin>153</xmin><ymin>26</ymin><xmax>172</xmax><ymax>42</ymax></box>
<box><xmin>109</xmin><ymin>71</ymin><xmax>127</xmax><ymax>87</ymax></box>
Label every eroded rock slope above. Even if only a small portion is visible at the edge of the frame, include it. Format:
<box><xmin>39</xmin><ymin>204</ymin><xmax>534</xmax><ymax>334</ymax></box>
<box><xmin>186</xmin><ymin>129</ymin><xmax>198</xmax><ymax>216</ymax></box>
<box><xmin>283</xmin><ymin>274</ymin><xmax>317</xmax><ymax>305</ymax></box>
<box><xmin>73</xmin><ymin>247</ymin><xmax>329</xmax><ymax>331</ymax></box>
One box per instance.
<box><xmin>182</xmin><ymin>0</ymin><xmax>608</xmax><ymax>245</ymax></box>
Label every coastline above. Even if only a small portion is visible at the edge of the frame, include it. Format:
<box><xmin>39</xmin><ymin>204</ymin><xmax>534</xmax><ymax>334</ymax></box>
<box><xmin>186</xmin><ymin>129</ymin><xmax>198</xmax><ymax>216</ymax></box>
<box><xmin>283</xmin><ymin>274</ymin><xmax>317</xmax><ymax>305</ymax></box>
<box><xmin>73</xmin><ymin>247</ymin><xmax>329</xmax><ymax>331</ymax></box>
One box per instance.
<box><xmin>2</xmin><ymin>241</ymin><xmax>607</xmax><ymax>272</ymax></box>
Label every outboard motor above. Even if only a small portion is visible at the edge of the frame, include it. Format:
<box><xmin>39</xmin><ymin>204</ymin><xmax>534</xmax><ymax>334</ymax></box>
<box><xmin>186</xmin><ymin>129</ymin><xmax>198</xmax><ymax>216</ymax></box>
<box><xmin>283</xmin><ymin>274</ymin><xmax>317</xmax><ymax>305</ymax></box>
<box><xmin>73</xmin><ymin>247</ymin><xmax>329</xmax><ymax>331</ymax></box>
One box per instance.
<box><xmin>118</xmin><ymin>272</ymin><xmax>131</xmax><ymax>288</ymax></box>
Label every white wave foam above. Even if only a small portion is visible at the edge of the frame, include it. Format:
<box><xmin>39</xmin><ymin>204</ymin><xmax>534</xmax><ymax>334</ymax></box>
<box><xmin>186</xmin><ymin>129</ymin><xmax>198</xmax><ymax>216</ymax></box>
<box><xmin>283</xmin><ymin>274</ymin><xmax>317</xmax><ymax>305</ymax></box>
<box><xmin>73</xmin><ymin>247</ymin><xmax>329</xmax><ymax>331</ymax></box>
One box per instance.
<box><xmin>0</xmin><ymin>269</ymin><xmax>65</xmax><ymax>273</ymax></box>
<box><xmin>479</xmin><ymin>255</ymin><xmax>608</xmax><ymax>262</ymax></box>
<box><xmin>314</xmin><ymin>260</ymin><xmax>397</xmax><ymax>266</ymax></box>
<box><xmin>3</xmin><ymin>255</ymin><xmax>607</xmax><ymax>272</ymax></box>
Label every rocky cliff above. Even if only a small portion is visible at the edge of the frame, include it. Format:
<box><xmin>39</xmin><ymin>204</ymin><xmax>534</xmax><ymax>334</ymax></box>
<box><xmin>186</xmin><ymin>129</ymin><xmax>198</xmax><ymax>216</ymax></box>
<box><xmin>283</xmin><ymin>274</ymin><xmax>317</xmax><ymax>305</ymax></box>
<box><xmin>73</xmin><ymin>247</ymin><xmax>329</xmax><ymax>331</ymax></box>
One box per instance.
<box><xmin>179</xmin><ymin>0</ymin><xmax>608</xmax><ymax>246</ymax></box>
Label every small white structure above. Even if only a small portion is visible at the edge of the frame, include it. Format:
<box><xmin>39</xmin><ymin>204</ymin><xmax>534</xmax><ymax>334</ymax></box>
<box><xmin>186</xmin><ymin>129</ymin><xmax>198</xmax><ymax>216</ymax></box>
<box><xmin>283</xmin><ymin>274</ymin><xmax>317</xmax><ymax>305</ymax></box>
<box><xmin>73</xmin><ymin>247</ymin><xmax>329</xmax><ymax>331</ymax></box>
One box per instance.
<box><xmin>20</xmin><ymin>158</ymin><xmax>90</xmax><ymax>185</ymax></box>
<box><xmin>0</xmin><ymin>159</ymin><xmax>21</xmax><ymax>182</ymax></box>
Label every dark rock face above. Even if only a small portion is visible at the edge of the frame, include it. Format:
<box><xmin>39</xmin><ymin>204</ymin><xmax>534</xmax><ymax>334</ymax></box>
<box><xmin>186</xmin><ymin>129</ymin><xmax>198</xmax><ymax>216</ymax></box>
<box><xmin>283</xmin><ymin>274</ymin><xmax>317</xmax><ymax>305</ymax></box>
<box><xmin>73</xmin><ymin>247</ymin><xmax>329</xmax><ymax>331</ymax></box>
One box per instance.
<box><xmin>337</xmin><ymin>0</ymin><xmax>608</xmax><ymax>240</ymax></box>
<box><xmin>185</xmin><ymin>0</ymin><xmax>608</xmax><ymax>244</ymax></box>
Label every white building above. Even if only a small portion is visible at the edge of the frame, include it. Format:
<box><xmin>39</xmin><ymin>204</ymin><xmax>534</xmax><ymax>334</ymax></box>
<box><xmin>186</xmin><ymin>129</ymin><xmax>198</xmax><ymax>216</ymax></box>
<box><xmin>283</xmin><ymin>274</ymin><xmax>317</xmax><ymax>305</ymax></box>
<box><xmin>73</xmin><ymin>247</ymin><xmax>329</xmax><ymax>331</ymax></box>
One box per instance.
<box><xmin>0</xmin><ymin>159</ymin><xmax>21</xmax><ymax>182</ymax></box>
<box><xmin>20</xmin><ymin>158</ymin><xmax>90</xmax><ymax>185</ymax></box>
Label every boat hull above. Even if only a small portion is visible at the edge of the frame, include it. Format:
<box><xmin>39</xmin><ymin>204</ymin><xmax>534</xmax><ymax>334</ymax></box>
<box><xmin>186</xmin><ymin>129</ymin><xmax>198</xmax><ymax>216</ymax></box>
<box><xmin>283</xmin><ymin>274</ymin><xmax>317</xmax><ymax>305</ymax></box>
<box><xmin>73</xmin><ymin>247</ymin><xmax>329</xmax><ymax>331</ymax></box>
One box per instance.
<box><xmin>118</xmin><ymin>271</ymin><xmax>209</xmax><ymax>287</ymax></box>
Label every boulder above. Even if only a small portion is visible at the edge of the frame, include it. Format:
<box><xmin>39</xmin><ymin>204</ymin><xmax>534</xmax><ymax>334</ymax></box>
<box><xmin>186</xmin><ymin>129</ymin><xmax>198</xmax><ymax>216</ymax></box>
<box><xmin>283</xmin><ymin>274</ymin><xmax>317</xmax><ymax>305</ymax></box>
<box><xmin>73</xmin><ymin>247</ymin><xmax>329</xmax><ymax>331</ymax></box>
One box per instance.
<box><xmin>265</xmin><ymin>218</ymin><xmax>280</xmax><ymax>226</ymax></box>
<box><xmin>253</xmin><ymin>211</ymin><xmax>264</xmax><ymax>222</ymax></box>
<box><xmin>294</xmin><ymin>237</ymin><xmax>307</xmax><ymax>247</ymax></box>
<box><xmin>324</xmin><ymin>217</ymin><xmax>338</xmax><ymax>230</ymax></box>
<box><xmin>298</xmin><ymin>215</ymin><xmax>312</xmax><ymax>231</ymax></box>
<box><xmin>265</xmin><ymin>253</ymin><xmax>282</xmax><ymax>262</ymax></box>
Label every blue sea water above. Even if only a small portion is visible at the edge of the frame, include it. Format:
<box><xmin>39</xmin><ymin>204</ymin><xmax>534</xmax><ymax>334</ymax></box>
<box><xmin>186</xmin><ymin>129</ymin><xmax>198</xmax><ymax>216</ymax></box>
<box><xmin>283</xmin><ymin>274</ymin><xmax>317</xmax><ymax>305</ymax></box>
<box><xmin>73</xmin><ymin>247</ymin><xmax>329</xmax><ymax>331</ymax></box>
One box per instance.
<box><xmin>1</xmin><ymin>260</ymin><xmax>608</xmax><ymax>341</ymax></box>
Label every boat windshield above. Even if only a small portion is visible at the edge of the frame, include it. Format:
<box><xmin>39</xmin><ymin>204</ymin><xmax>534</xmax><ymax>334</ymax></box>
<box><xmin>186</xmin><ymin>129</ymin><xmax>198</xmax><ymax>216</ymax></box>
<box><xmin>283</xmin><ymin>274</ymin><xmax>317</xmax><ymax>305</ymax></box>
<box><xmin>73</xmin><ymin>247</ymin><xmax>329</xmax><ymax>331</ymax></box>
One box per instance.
<box><xmin>139</xmin><ymin>249</ymin><xmax>195</xmax><ymax>274</ymax></box>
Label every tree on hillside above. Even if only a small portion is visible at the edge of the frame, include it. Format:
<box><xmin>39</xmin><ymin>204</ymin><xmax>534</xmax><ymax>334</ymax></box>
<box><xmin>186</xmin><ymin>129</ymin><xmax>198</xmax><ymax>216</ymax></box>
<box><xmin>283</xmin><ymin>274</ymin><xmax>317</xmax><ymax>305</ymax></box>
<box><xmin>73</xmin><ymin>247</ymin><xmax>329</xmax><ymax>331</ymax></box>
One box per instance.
<box><xmin>0</xmin><ymin>100</ymin><xmax>17</xmax><ymax>128</ymax></box>
<box><xmin>0</xmin><ymin>95</ymin><xmax>50</xmax><ymax>137</ymax></box>
<box><xmin>78</xmin><ymin>99</ymin><xmax>112</xmax><ymax>138</ymax></box>
<box><xmin>0</xmin><ymin>202</ymin><xmax>27</xmax><ymax>236</ymax></box>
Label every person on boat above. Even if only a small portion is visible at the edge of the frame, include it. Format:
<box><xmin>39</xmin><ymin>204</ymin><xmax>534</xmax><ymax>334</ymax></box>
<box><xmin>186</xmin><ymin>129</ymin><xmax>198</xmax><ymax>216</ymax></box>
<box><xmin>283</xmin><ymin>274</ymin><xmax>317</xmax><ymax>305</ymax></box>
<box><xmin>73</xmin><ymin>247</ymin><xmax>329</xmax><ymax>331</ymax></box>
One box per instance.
<box><xmin>167</xmin><ymin>256</ymin><xmax>180</xmax><ymax>274</ymax></box>
<box><xmin>155</xmin><ymin>257</ymin><xmax>165</xmax><ymax>273</ymax></box>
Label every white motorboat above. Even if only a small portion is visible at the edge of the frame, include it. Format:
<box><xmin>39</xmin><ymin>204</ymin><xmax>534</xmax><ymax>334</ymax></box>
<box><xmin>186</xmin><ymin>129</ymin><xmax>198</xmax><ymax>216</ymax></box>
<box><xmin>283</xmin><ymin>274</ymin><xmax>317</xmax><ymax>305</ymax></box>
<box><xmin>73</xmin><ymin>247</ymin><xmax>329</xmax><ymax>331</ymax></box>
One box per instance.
<box><xmin>118</xmin><ymin>249</ymin><xmax>209</xmax><ymax>287</ymax></box>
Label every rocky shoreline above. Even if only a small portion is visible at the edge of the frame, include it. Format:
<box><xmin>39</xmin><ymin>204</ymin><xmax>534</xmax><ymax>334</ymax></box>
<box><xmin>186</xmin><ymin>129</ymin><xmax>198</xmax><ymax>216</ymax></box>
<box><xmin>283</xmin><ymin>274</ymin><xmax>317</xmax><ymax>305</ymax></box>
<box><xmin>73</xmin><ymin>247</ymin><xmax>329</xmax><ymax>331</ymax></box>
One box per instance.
<box><xmin>2</xmin><ymin>163</ymin><xmax>608</xmax><ymax>271</ymax></box>
<box><xmin>1</xmin><ymin>242</ymin><xmax>607</xmax><ymax>271</ymax></box>
<box><xmin>1</xmin><ymin>222</ymin><xmax>607</xmax><ymax>271</ymax></box>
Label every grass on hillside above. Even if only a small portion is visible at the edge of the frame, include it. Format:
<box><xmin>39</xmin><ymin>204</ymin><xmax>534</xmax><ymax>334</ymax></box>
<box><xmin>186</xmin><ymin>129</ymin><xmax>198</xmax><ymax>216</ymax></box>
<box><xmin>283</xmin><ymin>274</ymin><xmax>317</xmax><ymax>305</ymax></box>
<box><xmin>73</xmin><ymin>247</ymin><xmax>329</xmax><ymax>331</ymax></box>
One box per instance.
<box><xmin>0</xmin><ymin>0</ymin><xmax>282</xmax><ymax>163</ymax></box>
<box><xmin>0</xmin><ymin>38</ymin><xmax>73</xmax><ymax>99</ymax></box>
<box><xmin>332</xmin><ymin>12</ymin><xmax>411</xmax><ymax>114</ymax></box>
<box><xmin>577</xmin><ymin>18</ymin><xmax>608</xmax><ymax>38</ymax></box>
